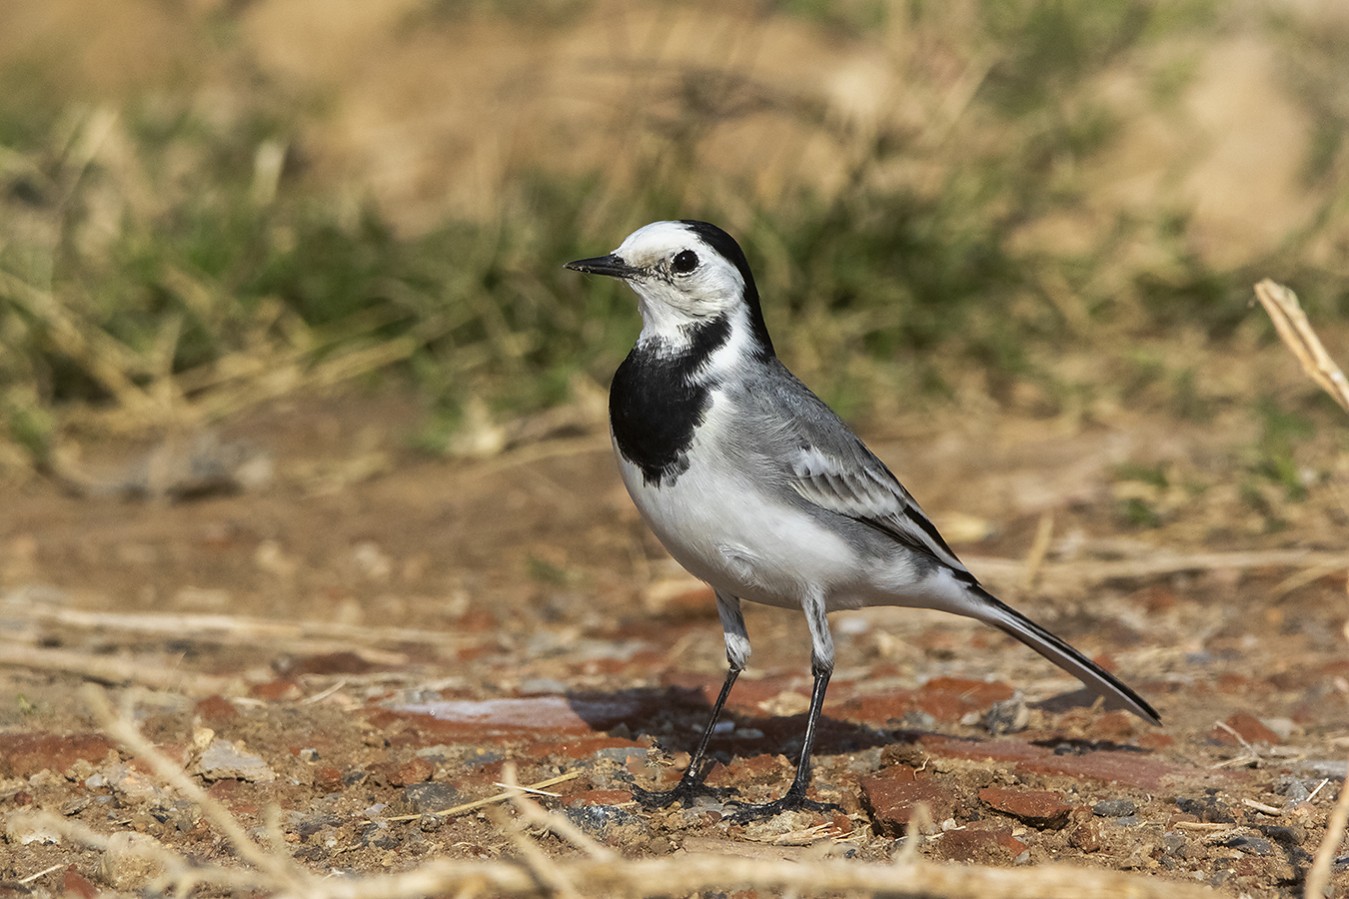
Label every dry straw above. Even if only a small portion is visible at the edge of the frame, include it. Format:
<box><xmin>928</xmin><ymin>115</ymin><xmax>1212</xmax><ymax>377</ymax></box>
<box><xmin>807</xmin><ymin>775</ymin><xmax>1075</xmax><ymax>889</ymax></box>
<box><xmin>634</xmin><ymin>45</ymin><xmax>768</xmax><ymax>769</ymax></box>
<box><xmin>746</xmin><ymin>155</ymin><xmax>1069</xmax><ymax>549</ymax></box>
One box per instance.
<box><xmin>1252</xmin><ymin>279</ymin><xmax>1349</xmax><ymax>415</ymax></box>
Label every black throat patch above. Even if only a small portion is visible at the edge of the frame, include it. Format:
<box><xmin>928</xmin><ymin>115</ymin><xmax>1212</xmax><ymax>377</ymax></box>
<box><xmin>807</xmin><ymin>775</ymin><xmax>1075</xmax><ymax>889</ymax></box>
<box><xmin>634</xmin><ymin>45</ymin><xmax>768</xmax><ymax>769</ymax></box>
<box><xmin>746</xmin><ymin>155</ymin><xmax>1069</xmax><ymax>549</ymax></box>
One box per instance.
<box><xmin>609</xmin><ymin>315</ymin><xmax>731</xmax><ymax>487</ymax></box>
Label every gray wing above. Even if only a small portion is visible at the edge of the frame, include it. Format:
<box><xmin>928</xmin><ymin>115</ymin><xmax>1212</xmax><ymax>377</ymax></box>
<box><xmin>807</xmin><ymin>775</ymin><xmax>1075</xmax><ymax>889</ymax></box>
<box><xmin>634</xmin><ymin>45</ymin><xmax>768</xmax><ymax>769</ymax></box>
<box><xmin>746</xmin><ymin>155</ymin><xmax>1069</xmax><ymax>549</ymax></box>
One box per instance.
<box><xmin>734</xmin><ymin>364</ymin><xmax>1163</xmax><ymax>726</ymax></box>
<box><xmin>746</xmin><ymin>364</ymin><xmax>974</xmax><ymax>580</ymax></box>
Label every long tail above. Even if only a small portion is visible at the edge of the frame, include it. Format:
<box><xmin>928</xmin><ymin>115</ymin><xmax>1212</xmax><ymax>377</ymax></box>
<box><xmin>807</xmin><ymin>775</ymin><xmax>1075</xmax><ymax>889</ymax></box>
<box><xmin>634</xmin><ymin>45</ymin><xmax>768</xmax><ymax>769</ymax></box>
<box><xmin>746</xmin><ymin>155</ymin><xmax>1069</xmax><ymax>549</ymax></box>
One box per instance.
<box><xmin>970</xmin><ymin>586</ymin><xmax>1161</xmax><ymax>725</ymax></box>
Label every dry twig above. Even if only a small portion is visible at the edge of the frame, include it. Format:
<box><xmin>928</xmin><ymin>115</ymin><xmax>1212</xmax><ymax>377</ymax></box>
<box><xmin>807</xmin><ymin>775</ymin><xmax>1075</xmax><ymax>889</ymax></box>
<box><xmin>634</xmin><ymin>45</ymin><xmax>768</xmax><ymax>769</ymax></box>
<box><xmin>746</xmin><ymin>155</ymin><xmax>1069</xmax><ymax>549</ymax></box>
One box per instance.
<box><xmin>1253</xmin><ymin>279</ymin><xmax>1349</xmax><ymax>414</ymax></box>
<box><xmin>3</xmin><ymin>598</ymin><xmax>467</xmax><ymax>654</ymax></box>
<box><xmin>1305</xmin><ymin>762</ymin><xmax>1349</xmax><ymax>899</ymax></box>
<box><xmin>382</xmin><ymin>771</ymin><xmax>582</xmax><ymax>823</ymax></box>
<box><xmin>0</xmin><ymin>643</ymin><xmax>239</xmax><ymax>696</ymax></box>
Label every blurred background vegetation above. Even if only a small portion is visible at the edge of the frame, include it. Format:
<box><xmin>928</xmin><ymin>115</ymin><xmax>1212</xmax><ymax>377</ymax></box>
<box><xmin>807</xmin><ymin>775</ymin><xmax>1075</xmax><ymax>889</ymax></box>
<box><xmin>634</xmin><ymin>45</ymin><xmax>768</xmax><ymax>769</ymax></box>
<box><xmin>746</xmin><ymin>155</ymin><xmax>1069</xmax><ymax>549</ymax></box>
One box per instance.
<box><xmin>0</xmin><ymin>0</ymin><xmax>1346</xmax><ymax>497</ymax></box>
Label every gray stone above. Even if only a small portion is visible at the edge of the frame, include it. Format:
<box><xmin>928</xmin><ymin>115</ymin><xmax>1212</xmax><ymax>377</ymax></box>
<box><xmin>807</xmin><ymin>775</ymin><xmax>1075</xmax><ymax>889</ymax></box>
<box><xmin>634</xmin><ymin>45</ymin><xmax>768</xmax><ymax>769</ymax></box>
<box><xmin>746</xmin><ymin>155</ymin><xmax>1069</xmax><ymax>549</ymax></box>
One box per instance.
<box><xmin>1092</xmin><ymin>798</ymin><xmax>1137</xmax><ymax>817</ymax></box>
<box><xmin>193</xmin><ymin>739</ymin><xmax>275</xmax><ymax>783</ymax></box>
<box><xmin>982</xmin><ymin>695</ymin><xmax>1030</xmax><ymax>735</ymax></box>
<box><xmin>402</xmin><ymin>782</ymin><xmax>462</xmax><ymax>814</ymax></box>
<box><xmin>1223</xmin><ymin>834</ymin><xmax>1274</xmax><ymax>856</ymax></box>
<box><xmin>565</xmin><ymin>803</ymin><xmax>638</xmax><ymax>835</ymax></box>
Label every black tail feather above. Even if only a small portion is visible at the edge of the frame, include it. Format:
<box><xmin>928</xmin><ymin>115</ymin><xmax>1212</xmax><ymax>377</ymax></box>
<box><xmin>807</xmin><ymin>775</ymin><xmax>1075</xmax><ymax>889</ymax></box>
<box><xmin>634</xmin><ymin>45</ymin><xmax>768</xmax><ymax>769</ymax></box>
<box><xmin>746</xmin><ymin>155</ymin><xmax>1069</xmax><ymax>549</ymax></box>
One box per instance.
<box><xmin>973</xmin><ymin>587</ymin><xmax>1161</xmax><ymax>726</ymax></box>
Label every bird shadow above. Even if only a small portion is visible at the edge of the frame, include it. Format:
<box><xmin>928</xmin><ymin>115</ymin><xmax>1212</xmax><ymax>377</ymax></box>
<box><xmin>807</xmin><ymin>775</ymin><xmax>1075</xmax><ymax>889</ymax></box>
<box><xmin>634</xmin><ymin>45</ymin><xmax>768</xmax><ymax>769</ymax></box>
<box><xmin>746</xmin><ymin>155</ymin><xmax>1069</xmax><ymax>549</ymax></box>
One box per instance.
<box><xmin>564</xmin><ymin>681</ymin><xmax>1138</xmax><ymax>760</ymax></box>
<box><xmin>564</xmin><ymin>684</ymin><xmax>898</xmax><ymax>758</ymax></box>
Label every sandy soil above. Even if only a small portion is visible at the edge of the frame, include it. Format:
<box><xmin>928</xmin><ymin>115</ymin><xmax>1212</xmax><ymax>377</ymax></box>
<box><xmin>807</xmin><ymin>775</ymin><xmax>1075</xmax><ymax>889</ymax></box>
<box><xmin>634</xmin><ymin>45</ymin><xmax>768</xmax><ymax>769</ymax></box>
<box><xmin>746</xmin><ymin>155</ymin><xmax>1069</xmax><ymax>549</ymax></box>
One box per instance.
<box><xmin>1</xmin><ymin>388</ymin><xmax>1346</xmax><ymax>897</ymax></box>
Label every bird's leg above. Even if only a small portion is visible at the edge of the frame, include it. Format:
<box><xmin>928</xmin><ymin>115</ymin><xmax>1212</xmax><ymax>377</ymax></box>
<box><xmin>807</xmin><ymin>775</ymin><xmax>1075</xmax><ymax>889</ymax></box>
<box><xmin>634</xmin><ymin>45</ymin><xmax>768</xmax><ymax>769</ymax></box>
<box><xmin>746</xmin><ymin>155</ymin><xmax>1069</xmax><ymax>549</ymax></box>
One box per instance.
<box><xmin>632</xmin><ymin>592</ymin><xmax>747</xmax><ymax>809</ymax></box>
<box><xmin>729</xmin><ymin>593</ymin><xmax>842</xmax><ymax>821</ymax></box>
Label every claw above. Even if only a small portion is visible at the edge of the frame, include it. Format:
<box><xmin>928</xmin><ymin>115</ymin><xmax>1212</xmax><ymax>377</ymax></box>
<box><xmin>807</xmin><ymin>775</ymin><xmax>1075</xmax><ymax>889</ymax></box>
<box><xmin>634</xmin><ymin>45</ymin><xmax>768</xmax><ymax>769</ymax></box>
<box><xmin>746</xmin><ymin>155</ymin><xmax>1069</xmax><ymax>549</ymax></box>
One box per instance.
<box><xmin>631</xmin><ymin>777</ymin><xmax>737</xmax><ymax>810</ymax></box>
<box><xmin>726</xmin><ymin>789</ymin><xmax>841</xmax><ymax>823</ymax></box>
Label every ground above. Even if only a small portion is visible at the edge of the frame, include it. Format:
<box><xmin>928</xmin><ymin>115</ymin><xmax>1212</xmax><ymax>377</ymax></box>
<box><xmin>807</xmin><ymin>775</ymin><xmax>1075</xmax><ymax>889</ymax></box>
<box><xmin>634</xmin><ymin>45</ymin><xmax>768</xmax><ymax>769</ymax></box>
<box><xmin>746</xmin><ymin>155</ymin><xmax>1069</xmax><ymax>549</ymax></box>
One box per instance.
<box><xmin>1</xmin><ymin>387</ymin><xmax>1345</xmax><ymax>897</ymax></box>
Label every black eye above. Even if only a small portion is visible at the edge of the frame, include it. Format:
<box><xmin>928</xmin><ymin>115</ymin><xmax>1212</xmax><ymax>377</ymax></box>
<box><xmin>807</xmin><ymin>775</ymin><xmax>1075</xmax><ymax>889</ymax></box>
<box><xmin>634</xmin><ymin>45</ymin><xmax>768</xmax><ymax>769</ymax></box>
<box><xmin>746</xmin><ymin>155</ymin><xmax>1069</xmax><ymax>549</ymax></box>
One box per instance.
<box><xmin>671</xmin><ymin>250</ymin><xmax>699</xmax><ymax>274</ymax></box>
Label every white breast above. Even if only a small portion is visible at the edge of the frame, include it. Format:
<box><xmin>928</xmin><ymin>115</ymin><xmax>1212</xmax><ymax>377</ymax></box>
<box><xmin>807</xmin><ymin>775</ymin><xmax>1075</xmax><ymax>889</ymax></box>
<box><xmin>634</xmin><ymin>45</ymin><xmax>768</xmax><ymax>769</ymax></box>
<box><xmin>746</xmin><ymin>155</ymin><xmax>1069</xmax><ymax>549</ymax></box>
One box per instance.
<box><xmin>614</xmin><ymin>394</ymin><xmax>862</xmax><ymax>610</ymax></box>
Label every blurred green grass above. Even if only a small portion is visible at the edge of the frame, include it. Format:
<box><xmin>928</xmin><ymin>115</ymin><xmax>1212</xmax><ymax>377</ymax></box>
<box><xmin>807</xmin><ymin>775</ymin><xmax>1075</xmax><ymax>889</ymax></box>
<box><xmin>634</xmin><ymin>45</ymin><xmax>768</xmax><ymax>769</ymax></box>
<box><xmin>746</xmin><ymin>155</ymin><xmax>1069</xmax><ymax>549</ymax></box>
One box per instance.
<box><xmin>1</xmin><ymin>0</ymin><xmax>1347</xmax><ymax>468</ymax></box>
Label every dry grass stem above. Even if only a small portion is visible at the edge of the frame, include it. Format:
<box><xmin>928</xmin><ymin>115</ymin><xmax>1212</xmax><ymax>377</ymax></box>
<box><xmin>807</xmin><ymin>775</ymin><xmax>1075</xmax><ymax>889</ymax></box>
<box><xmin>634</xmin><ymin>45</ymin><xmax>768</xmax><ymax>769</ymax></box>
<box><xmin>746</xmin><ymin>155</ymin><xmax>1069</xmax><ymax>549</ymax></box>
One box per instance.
<box><xmin>17</xmin><ymin>863</ymin><xmax>65</xmax><ymax>885</ymax></box>
<box><xmin>382</xmin><ymin>771</ymin><xmax>582</xmax><ymax>823</ymax></box>
<box><xmin>0</xmin><ymin>643</ymin><xmax>239</xmax><ymax>696</ymax></box>
<box><xmin>1253</xmin><ymin>279</ymin><xmax>1349</xmax><ymax>414</ymax></box>
<box><xmin>4</xmin><ymin>600</ymin><xmax>470</xmax><ymax>654</ymax></box>
<box><xmin>1305</xmin><ymin>763</ymin><xmax>1349</xmax><ymax>899</ymax></box>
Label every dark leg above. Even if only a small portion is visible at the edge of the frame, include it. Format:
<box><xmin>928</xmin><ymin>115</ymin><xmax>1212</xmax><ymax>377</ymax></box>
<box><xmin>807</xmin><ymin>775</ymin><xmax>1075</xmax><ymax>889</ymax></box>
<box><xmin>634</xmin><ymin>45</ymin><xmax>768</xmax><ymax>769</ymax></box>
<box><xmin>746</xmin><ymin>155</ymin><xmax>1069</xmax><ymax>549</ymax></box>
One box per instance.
<box><xmin>726</xmin><ymin>662</ymin><xmax>840</xmax><ymax>821</ymax></box>
<box><xmin>728</xmin><ymin>590</ymin><xmax>840</xmax><ymax>821</ymax></box>
<box><xmin>631</xmin><ymin>663</ymin><xmax>741</xmax><ymax>809</ymax></box>
<box><xmin>632</xmin><ymin>591</ymin><xmax>748</xmax><ymax>809</ymax></box>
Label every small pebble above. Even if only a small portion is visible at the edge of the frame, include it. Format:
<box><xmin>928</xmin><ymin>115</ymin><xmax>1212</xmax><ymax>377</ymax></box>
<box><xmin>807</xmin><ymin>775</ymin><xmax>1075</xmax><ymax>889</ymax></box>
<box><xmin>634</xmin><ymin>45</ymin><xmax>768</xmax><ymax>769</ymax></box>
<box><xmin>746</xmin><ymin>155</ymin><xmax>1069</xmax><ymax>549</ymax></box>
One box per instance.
<box><xmin>403</xmin><ymin>782</ymin><xmax>462</xmax><ymax>814</ymax></box>
<box><xmin>565</xmin><ymin>803</ymin><xmax>637</xmax><ymax>835</ymax></box>
<box><xmin>982</xmin><ymin>695</ymin><xmax>1030</xmax><ymax>735</ymax></box>
<box><xmin>1092</xmin><ymin>799</ymin><xmax>1137</xmax><ymax>818</ymax></box>
<box><xmin>1223</xmin><ymin>834</ymin><xmax>1274</xmax><ymax>856</ymax></box>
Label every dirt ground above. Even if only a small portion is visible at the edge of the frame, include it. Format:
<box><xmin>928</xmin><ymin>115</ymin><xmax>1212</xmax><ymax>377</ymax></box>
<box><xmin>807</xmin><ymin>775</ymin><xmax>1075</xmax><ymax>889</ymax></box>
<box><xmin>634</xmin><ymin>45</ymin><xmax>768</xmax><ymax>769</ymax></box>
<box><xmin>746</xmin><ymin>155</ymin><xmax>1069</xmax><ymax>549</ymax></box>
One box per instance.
<box><xmin>1</xmin><ymin>387</ymin><xmax>1346</xmax><ymax>897</ymax></box>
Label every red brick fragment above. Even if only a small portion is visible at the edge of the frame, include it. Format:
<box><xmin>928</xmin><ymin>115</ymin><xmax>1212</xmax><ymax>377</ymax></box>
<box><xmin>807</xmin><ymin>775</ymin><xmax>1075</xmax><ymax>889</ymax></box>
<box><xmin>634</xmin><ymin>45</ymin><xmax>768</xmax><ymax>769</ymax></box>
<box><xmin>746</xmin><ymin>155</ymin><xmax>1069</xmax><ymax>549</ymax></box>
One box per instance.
<box><xmin>933</xmin><ymin>821</ymin><xmax>1027</xmax><ymax>863</ymax></box>
<box><xmin>917</xmin><ymin>732</ymin><xmax>1215</xmax><ymax>792</ymax></box>
<box><xmin>206</xmin><ymin>778</ymin><xmax>259</xmax><ymax>815</ymax></box>
<box><xmin>834</xmin><ymin>691</ymin><xmax>920</xmax><ymax>725</ymax></box>
<box><xmin>1069</xmin><ymin>818</ymin><xmax>1102</xmax><ymax>853</ymax></box>
<box><xmin>62</xmin><ymin>867</ymin><xmax>99</xmax><ymax>899</ymax></box>
<box><xmin>0</xmin><ymin>732</ymin><xmax>114</xmax><ymax>778</ymax></box>
<box><xmin>1212</xmin><ymin>712</ymin><xmax>1282</xmax><ymax>746</ymax></box>
<box><xmin>313</xmin><ymin>766</ymin><xmax>344</xmax><ymax>792</ymax></box>
<box><xmin>1137</xmin><ymin>731</ymin><xmax>1175</xmax><ymax>751</ymax></box>
<box><xmin>193</xmin><ymin>694</ymin><xmax>238</xmax><ymax>725</ymax></box>
<box><xmin>916</xmin><ymin>677</ymin><xmax>1015</xmax><ymax>723</ymax></box>
<box><xmin>978</xmin><ymin>786</ymin><xmax>1074</xmax><ymax>830</ymax></box>
<box><xmin>860</xmin><ymin>766</ymin><xmax>957</xmax><ymax>836</ymax></box>
<box><xmin>250</xmin><ymin>678</ymin><xmax>302</xmax><ymax>701</ymax></box>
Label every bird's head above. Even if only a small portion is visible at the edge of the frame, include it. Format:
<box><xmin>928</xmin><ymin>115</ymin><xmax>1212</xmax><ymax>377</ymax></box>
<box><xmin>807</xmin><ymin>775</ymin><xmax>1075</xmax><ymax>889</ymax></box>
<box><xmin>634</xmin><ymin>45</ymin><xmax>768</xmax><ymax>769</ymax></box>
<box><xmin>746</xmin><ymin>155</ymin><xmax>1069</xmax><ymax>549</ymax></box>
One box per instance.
<box><xmin>565</xmin><ymin>220</ymin><xmax>774</xmax><ymax>356</ymax></box>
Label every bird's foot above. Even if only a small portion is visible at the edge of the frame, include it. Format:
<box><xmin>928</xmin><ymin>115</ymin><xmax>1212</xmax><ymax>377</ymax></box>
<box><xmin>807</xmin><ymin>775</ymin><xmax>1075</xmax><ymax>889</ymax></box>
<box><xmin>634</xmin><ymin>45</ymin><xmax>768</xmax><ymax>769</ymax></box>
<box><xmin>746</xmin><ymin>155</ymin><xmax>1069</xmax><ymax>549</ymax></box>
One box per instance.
<box><xmin>630</xmin><ymin>776</ymin><xmax>737</xmax><ymax>810</ymax></box>
<box><xmin>726</xmin><ymin>787</ymin><xmax>841</xmax><ymax>823</ymax></box>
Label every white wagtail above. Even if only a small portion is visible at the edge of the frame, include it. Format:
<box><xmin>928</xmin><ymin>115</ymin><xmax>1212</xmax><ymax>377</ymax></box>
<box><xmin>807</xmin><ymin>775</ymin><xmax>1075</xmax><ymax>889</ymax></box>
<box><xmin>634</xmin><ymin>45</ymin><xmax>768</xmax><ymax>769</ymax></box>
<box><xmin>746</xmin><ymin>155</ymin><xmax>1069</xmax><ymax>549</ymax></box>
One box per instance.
<box><xmin>565</xmin><ymin>220</ymin><xmax>1159</xmax><ymax>820</ymax></box>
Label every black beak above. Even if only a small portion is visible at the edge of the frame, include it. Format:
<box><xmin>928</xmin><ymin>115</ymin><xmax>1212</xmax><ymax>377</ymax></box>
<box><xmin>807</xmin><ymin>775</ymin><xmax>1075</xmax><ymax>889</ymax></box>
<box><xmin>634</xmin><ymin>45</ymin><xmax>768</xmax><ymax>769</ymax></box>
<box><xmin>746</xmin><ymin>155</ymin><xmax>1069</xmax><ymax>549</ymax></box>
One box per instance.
<box><xmin>563</xmin><ymin>254</ymin><xmax>641</xmax><ymax>279</ymax></box>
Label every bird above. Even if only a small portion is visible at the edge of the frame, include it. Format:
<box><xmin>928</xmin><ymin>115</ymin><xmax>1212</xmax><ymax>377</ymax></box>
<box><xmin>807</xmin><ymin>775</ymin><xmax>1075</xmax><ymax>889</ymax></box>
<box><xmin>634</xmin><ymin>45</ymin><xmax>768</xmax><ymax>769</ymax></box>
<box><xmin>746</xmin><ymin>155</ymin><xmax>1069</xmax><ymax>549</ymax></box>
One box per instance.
<box><xmin>564</xmin><ymin>220</ymin><xmax>1159</xmax><ymax>820</ymax></box>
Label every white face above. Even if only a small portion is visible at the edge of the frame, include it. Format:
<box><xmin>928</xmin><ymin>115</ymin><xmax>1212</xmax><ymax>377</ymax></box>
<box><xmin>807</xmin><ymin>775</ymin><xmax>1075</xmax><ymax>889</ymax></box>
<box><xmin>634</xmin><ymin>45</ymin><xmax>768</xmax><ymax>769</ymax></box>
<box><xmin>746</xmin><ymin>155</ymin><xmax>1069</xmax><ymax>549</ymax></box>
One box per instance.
<box><xmin>610</xmin><ymin>221</ymin><xmax>748</xmax><ymax>337</ymax></box>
